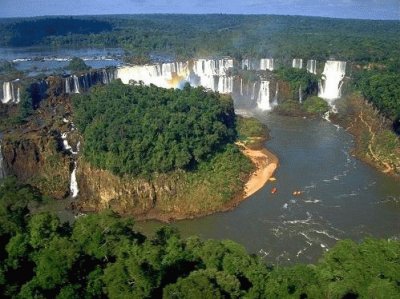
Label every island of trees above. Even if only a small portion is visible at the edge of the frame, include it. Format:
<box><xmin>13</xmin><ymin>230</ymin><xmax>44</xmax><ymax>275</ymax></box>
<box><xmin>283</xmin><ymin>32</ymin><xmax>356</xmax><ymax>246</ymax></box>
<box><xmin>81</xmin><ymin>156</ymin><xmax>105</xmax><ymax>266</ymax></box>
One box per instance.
<box><xmin>73</xmin><ymin>81</ymin><xmax>237</xmax><ymax>176</ymax></box>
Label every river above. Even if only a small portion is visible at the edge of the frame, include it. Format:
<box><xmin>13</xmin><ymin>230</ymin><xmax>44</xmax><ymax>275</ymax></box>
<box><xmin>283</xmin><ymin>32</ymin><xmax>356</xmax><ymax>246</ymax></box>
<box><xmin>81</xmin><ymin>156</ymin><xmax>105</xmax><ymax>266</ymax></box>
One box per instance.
<box><xmin>2</xmin><ymin>49</ymin><xmax>399</xmax><ymax>264</ymax></box>
<box><xmin>136</xmin><ymin>110</ymin><xmax>400</xmax><ymax>264</ymax></box>
<box><xmin>0</xmin><ymin>47</ymin><xmax>123</xmax><ymax>76</ymax></box>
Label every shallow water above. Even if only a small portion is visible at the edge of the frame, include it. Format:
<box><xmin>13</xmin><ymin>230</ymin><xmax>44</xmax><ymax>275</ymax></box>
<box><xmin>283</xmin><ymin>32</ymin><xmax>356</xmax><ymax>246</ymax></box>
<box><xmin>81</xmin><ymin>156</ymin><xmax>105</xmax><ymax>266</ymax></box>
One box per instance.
<box><xmin>137</xmin><ymin>111</ymin><xmax>400</xmax><ymax>264</ymax></box>
<box><xmin>0</xmin><ymin>47</ymin><xmax>123</xmax><ymax>76</ymax></box>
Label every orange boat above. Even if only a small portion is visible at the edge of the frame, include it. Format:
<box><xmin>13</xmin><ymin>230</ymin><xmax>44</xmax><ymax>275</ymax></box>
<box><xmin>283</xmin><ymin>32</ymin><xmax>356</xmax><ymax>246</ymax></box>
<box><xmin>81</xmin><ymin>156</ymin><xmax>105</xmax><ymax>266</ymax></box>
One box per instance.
<box><xmin>271</xmin><ymin>187</ymin><xmax>277</xmax><ymax>194</ymax></box>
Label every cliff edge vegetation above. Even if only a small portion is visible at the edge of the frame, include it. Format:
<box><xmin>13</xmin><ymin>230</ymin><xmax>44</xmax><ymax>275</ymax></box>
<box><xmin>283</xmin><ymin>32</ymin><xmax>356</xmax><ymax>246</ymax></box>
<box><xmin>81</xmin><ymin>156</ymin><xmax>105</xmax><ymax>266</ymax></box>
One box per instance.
<box><xmin>334</xmin><ymin>93</ymin><xmax>400</xmax><ymax>176</ymax></box>
<box><xmin>72</xmin><ymin>81</ymin><xmax>260</xmax><ymax>219</ymax></box>
<box><xmin>1</xmin><ymin>78</ymin><xmax>276</xmax><ymax>220</ymax></box>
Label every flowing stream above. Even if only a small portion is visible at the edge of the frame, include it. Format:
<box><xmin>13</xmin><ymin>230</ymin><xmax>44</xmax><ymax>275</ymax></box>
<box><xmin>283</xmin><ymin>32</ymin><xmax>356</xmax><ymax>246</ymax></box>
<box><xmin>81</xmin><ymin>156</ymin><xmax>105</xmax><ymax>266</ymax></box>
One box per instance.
<box><xmin>137</xmin><ymin>111</ymin><xmax>400</xmax><ymax>264</ymax></box>
<box><xmin>2</xmin><ymin>48</ymin><xmax>399</xmax><ymax>264</ymax></box>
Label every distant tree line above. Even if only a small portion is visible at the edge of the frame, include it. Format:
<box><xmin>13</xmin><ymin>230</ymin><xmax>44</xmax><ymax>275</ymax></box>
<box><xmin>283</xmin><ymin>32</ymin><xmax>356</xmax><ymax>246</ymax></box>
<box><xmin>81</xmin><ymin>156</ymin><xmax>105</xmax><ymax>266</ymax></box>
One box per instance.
<box><xmin>0</xmin><ymin>18</ymin><xmax>112</xmax><ymax>47</ymax></box>
<box><xmin>0</xmin><ymin>15</ymin><xmax>399</xmax><ymax>64</ymax></box>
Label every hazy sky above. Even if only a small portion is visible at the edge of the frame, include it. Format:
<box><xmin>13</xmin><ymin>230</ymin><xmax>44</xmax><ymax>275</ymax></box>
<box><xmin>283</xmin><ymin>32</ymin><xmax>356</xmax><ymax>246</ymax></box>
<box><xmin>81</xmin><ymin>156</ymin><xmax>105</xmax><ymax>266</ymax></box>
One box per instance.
<box><xmin>0</xmin><ymin>0</ymin><xmax>399</xmax><ymax>20</ymax></box>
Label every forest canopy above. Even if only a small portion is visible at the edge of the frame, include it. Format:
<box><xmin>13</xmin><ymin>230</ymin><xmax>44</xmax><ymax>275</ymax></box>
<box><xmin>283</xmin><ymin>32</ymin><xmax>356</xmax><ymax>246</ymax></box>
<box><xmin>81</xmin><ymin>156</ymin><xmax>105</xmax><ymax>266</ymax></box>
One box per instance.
<box><xmin>0</xmin><ymin>15</ymin><xmax>399</xmax><ymax>63</ymax></box>
<box><xmin>0</xmin><ymin>18</ymin><xmax>112</xmax><ymax>47</ymax></box>
<box><xmin>73</xmin><ymin>81</ymin><xmax>237</xmax><ymax>176</ymax></box>
<box><xmin>0</xmin><ymin>178</ymin><xmax>399</xmax><ymax>298</ymax></box>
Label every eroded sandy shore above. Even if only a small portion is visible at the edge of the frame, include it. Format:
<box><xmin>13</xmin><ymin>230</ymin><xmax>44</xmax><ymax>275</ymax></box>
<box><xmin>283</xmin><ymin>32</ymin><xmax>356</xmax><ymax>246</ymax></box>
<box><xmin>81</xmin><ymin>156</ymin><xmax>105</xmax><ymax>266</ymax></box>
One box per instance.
<box><xmin>236</xmin><ymin>142</ymin><xmax>278</xmax><ymax>198</ymax></box>
<box><xmin>123</xmin><ymin>142</ymin><xmax>279</xmax><ymax>223</ymax></box>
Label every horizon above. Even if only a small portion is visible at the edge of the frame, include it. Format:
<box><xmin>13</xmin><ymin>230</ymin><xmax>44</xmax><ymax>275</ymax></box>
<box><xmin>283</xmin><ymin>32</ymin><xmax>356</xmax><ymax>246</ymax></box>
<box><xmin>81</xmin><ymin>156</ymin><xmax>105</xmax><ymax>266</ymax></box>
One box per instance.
<box><xmin>1</xmin><ymin>0</ymin><xmax>399</xmax><ymax>20</ymax></box>
<box><xmin>0</xmin><ymin>13</ymin><xmax>400</xmax><ymax>22</ymax></box>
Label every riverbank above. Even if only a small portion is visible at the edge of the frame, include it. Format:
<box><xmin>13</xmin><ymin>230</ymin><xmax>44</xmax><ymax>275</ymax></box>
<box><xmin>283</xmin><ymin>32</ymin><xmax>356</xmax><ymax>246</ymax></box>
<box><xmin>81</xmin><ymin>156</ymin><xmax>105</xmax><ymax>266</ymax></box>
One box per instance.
<box><xmin>130</xmin><ymin>143</ymin><xmax>278</xmax><ymax>223</ymax></box>
<box><xmin>333</xmin><ymin>94</ymin><xmax>400</xmax><ymax>177</ymax></box>
<box><xmin>236</xmin><ymin>141</ymin><xmax>278</xmax><ymax>198</ymax></box>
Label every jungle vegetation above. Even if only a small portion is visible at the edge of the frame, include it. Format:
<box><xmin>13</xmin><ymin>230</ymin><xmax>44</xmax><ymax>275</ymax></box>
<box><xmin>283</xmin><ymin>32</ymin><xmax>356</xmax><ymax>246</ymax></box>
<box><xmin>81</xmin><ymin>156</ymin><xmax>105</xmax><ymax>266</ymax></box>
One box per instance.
<box><xmin>73</xmin><ymin>81</ymin><xmax>237</xmax><ymax>176</ymax></box>
<box><xmin>0</xmin><ymin>178</ymin><xmax>399</xmax><ymax>298</ymax></box>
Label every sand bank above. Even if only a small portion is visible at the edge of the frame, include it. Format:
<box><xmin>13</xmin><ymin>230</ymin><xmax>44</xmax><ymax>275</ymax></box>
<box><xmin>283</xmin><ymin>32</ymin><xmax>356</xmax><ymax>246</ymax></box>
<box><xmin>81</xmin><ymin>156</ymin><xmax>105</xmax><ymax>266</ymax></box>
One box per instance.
<box><xmin>236</xmin><ymin>142</ymin><xmax>278</xmax><ymax>198</ymax></box>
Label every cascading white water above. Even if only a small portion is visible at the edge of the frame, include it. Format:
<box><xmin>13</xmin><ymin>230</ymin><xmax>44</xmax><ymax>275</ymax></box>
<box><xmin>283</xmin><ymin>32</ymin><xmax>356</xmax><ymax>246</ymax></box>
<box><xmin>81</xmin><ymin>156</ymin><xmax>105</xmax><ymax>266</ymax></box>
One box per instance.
<box><xmin>117</xmin><ymin>59</ymin><xmax>234</xmax><ymax>93</ymax></box>
<box><xmin>1</xmin><ymin>81</ymin><xmax>20</xmax><ymax>104</ymax></box>
<box><xmin>191</xmin><ymin>58</ymin><xmax>233</xmax><ymax>91</ymax></box>
<box><xmin>306</xmin><ymin>60</ymin><xmax>317</xmax><ymax>74</ymax></box>
<box><xmin>260</xmin><ymin>58</ymin><xmax>274</xmax><ymax>71</ymax></box>
<box><xmin>240</xmin><ymin>78</ymin><xmax>243</xmax><ymax>96</ymax></box>
<box><xmin>117</xmin><ymin>62</ymin><xmax>190</xmax><ymax>89</ymax></box>
<box><xmin>191</xmin><ymin>59</ymin><xmax>217</xmax><ymax>90</ymax></box>
<box><xmin>292</xmin><ymin>59</ymin><xmax>303</xmax><ymax>69</ymax></box>
<box><xmin>70</xmin><ymin>161</ymin><xmax>79</xmax><ymax>198</ymax></box>
<box><xmin>217</xmin><ymin>76</ymin><xmax>233</xmax><ymax>94</ymax></box>
<box><xmin>62</xmin><ymin>121</ymin><xmax>80</xmax><ymax>198</ymax></box>
<box><xmin>257</xmin><ymin>81</ymin><xmax>271</xmax><ymax>111</ymax></box>
<box><xmin>217</xmin><ymin>58</ymin><xmax>233</xmax><ymax>75</ymax></box>
<box><xmin>318</xmin><ymin>61</ymin><xmax>347</xmax><ymax>102</ymax></box>
<box><xmin>2</xmin><ymin>82</ymin><xmax>12</xmax><ymax>103</ymax></box>
<box><xmin>63</xmin><ymin>69</ymin><xmax>116</xmax><ymax>94</ymax></box>
<box><xmin>73</xmin><ymin>75</ymin><xmax>80</xmax><ymax>93</ymax></box>
<box><xmin>242</xmin><ymin>59</ymin><xmax>252</xmax><ymax>70</ymax></box>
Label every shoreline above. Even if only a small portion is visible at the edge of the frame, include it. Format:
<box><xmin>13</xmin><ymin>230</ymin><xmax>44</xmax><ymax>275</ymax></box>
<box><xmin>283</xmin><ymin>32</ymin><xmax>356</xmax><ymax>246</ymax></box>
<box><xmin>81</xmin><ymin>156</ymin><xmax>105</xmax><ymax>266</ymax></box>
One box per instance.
<box><xmin>331</xmin><ymin>96</ymin><xmax>399</xmax><ymax>178</ymax></box>
<box><xmin>129</xmin><ymin>142</ymin><xmax>279</xmax><ymax>223</ymax></box>
<box><xmin>236</xmin><ymin>142</ymin><xmax>278</xmax><ymax>199</ymax></box>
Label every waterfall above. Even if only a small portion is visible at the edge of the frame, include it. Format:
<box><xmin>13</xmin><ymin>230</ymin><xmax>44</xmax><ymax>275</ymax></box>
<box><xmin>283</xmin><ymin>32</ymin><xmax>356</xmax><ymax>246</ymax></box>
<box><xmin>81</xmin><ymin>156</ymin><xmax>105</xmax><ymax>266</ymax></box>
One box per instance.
<box><xmin>0</xmin><ymin>144</ymin><xmax>6</xmax><ymax>179</ymax></box>
<box><xmin>65</xmin><ymin>77</ymin><xmax>71</xmax><ymax>94</ymax></box>
<box><xmin>117</xmin><ymin>59</ymin><xmax>235</xmax><ymax>93</ymax></box>
<box><xmin>240</xmin><ymin>78</ymin><xmax>243</xmax><ymax>96</ymax></box>
<box><xmin>318</xmin><ymin>61</ymin><xmax>347</xmax><ymax>103</ymax></box>
<box><xmin>257</xmin><ymin>81</ymin><xmax>271</xmax><ymax>111</ymax></box>
<box><xmin>260</xmin><ymin>58</ymin><xmax>274</xmax><ymax>71</ymax></box>
<box><xmin>63</xmin><ymin>69</ymin><xmax>116</xmax><ymax>94</ymax></box>
<box><xmin>73</xmin><ymin>75</ymin><xmax>80</xmax><ymax>94</ymax></box>
<box><xmin>2</xmin><ymin>82</ymin><xmax>12</xmax><ymax>103</ymax></box>
<box><xmin>62</xmin><ymin>121</ymin><xmax>80</xmax><ymax>198</ymax></box>
<box><xmin>2</xmin><ymin>81</ymin><xmax>20</xmax><ymax>104</ymax></box>
<box><xmin>70</xmin><ymin>161</ymin><xmax>79</xmax><ymax>198</ymax></box>
<box><xmin>306</xmin><ymin>60</ymin><xmax>317</xmax><ymax>74</ymax></box>
<box><xmin>217</xmin><ymin>76</ymin><xmax>233</xmax><ymax>94</ymax></box>
<box><xmin>292</xmin><ymin>59</ymin><xmax>303</xmax><ymax>69</ymax></box>
<box><xmin>117</xmin><ymin>62</ymin><xmax>189</xmax><ymax>89</ymax></box>
<box><xmin>242</xmin><ymin>59</ymin><xmax>252</xmax><ymax>70</ymax></box>
<box><xmin>217</xmin><ymin>58</ymin><xmax>233</xmax><ymax>75</ymax></box>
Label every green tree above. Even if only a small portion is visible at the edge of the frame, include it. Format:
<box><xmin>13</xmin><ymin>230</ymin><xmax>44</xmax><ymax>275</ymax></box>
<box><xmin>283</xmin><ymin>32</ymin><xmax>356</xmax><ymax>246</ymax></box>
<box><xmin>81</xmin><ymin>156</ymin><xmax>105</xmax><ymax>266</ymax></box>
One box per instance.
<box><xmin>67</xmin><ymin>57</ymin><xmax>90</xmax><ymax>72</ymax></box>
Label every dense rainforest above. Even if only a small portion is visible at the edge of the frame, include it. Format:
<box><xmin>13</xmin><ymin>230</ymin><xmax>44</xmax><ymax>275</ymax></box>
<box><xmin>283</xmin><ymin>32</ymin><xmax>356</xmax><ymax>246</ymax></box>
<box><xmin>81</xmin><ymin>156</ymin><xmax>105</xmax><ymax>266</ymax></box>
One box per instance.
<box><xmin>73</xmin><ymin>81</ymin><xmax>237</xmax><ymax>176</ymax></box>
<box><xmin>0</xmin><ymin>178</ymin><xmax>399</xmax><ymax>298</ymax></box>
<box><xmin>0</xmin><ymin>15</ymin><xmax>399</xmax><ymax>63</ymax></box>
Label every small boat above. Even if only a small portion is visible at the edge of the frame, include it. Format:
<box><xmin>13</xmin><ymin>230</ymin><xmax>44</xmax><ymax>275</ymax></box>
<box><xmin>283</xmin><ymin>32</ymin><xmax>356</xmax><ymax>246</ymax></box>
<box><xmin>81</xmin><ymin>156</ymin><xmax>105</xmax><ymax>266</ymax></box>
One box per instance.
<box><xmin>271</xmin><ymin>187</ymin><xmax>277</xmax><ymax>194</ymax></box>
<box><xmin>269</xmin><ymin>177</ymin><xmax>277</xmax><ymax>182</ymax></box>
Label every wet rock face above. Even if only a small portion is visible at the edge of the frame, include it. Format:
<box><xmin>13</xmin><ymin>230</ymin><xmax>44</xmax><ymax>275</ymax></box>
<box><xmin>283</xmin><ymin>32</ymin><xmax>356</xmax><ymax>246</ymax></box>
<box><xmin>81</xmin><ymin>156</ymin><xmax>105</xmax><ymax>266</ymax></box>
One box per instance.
<box><xmin>2</xmin><ymin>133</ymin><xmax>71</xmax><ymax>199</ymax></box>
<box><xmin>76</xmin><ymin>160</ymin><xmax>182</xmax><ymax>215</ymax></box>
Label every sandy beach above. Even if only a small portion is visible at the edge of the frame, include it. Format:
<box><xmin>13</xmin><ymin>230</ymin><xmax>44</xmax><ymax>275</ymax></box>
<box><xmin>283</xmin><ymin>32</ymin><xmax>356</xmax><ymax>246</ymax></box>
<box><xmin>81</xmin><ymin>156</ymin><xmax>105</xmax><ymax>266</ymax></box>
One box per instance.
<box><xmin>236</xmin><ymin>142</ymin><xmax>279</xmax><ymax>198</ymax></box>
